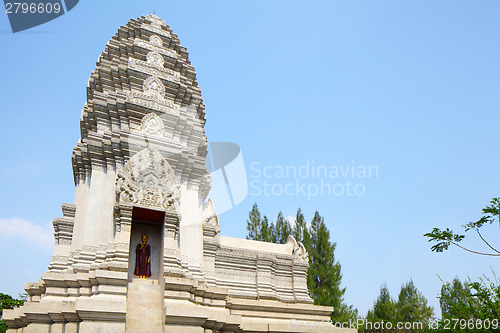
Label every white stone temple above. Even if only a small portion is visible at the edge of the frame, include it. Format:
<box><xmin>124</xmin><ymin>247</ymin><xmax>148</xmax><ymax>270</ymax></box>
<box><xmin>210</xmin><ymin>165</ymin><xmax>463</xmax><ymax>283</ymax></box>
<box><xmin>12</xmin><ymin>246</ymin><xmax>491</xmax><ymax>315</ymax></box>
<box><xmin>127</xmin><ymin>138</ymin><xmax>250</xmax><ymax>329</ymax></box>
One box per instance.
<box><xmin>4</xmin><ymin>15</ymin><xmax>354</xmax><ymax>333</ymax></box>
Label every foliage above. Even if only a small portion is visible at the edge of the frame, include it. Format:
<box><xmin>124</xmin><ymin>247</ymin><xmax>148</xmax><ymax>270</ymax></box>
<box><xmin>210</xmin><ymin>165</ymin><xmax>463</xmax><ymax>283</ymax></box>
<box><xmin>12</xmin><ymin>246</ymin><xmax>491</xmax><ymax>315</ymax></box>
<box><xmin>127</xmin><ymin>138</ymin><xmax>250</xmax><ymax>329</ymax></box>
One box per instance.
<box><xmin>418</xmin><ymin>274</ymin><xmax>500</xmax><ymax>333</ymax></box>
<box><xmin>439</xmin><ymin>276</ymin><xmax>477</xmax><ymax>319</ymax></box>
<box><xmin>0</xmin><ymin>293</ymin><xmax>25</xmax><ymax>333</ymax></box>
<box><xmin>274</xmin><ymin>211</ymin><xmax>292</xmax><ymax>244</ymax></box>
<box><xmin>246</xmin><ymin>203</ymin><xmax>263</xmax><ymax>241</ymax></box>
<box><xmin>246</xmin><ymin>204</ymin><xmax>291</xmax><ymax>244</ymax></box>
<box><xmin>245</xmin><ymin>204</ymin><xmax>357</xmax><ymax>322</ymax></box>
<box><xmin>292</xmin><ymin>208</ymin><xmax>307</xmax><ymax>243</ymax></box>
<box><xmin>423</xmin><ymin>197</ymin><xmax>500</xmax><ymax>332</ymax></box>
<box><xmin>424</xmin><ymin>197</ymin><xmax>500</xmax><ymax>256</ymax></box>
<box><xmin>366</xmin><ymin>283</ymin><xmax>397</xmax><ymax>323</ymax></box>
<box><xmin>308</xmin><ymin>211</ymin><xmax>356</xmax><ymax>322</ymax></box>
<box><xmin>396</xmin><ymin>279</ymin><xmax>434</xmax><ymax>324</ymax></box>
<box><xmin>440</xmin><ymin>274</ymin><xmax>500</xmax><ymax>321</ymax></box>
<box><xmin>363</xmin><ymin>280</ymin><xmax>433</xmax><ymax>332</ymax></box>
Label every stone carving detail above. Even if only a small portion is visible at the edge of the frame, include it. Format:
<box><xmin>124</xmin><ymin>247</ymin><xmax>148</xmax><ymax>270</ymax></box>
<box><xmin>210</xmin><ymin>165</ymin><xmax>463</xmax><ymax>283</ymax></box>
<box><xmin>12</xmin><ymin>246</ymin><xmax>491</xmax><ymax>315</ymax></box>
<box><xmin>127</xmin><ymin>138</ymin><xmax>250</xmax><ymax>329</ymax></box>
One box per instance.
<box><xmin>126</xmin><ymin>74</ymin><xmax>179</xmax><ymax>115</ymax></box>
<box><xmin>140</xmin><ymin>23</ymin><xmax>171</xmax><ymax>38</ymax></box>
<box><xmin>128</xmin><ymin>57</ymin><xmax>180</xmax><ymax>82</ymax></box>
<box><xmin>287</xmin><ymin>235</ymin><xmax>308</xmax><ymax>261</ymax></box>
<box><xmin>147</xmin><ymin>51</ymin><xmax>164</xmax><ymax>67</ymax></box>
<box><xmin>134</xmin><ymin>38</ymin><xmax>177</xmax><ymax>59</ymax></box>
<box><xmin>146</xmin><ymin>14</ymin><xmax>166</xmax><ymax>27</ymax></box>
<box><xmin>143</xmin><ymin>75</ymin><xmax>165</xmax><ymax>98</ymax></box>
<box><xmin>202</xmin><ymin>199</ymin><xmax>219</xmax><ymax>228</ymax></box>
<box><xmin>126</xmin><ymin>92</ymin><xmax>180</xmax><ymax>115</ymax></box>
<box><xmin>149</xmin><ymin>35</ymin><xmax>163</xmax><ymax>46</ymax></box>
<box><xmin>142</xmin><ymin>15</ymin><xmax>171</xmax><ymax>38</ymax></box>
<box><xmin>116</xmin><ymin>147</ymin><xmax>180</xmax><ymax>211</ymax></box>
<box><xmin>141</xmin><ymin>113</ymin><xmax>164</xmax><ymax>136</ymax></box>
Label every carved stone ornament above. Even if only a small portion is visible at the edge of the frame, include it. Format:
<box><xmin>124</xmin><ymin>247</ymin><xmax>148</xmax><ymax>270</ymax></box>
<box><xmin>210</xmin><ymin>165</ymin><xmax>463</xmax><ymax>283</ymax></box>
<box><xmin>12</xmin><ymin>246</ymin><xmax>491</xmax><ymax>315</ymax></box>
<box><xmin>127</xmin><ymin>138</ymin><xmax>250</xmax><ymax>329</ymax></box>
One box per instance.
<box><xmin>133</xmin><ymin>38</ymin><xmax>177</xmax><ymax>59</ymax></box>
<box><xmin>146</xmin><ymin>51</ymin><xmax>164</xmax><ymax>68</ymax></box>
<box><xmin>287</xmin><ymin>235</ymin><xmax>308</xmax><ymax>261</ymax></box>
<box><xmin>141</xmin><ymin>113</ymin><xmax>165</xmax><ymax>136</ymax></box>
<box><xmin>116</xmin><ymin>147</ymin><xmax>180</xmax><ymax>211</ymax></box>
<box><xmin>143</xmin><ymin>75</ymin><xmax>165</xmax><ymax>98</ymax></box>
<box><xmin>202</xmin><ymin>198</ymin><xmax>219</xmax><ymax>228</ymax></box>
<box><xmin>149</xmin><ymin>35</ymin><xmax>163</xmax><ymax>47</ymax></box>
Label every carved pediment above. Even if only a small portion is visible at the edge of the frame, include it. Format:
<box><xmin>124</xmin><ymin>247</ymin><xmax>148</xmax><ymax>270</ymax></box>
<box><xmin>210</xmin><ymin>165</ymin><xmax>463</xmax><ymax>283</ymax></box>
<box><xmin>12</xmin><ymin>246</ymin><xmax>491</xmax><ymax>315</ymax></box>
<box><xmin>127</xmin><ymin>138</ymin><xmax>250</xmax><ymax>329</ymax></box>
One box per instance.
<box><xmin>141</xmin><ymin>113</ymin><xmax>165</xmax><ymax>136</ymax></box>
<box><xmin>116</xmin><ymin>147</ymin><xmax>180</xmax><ymax>211</ymax></box>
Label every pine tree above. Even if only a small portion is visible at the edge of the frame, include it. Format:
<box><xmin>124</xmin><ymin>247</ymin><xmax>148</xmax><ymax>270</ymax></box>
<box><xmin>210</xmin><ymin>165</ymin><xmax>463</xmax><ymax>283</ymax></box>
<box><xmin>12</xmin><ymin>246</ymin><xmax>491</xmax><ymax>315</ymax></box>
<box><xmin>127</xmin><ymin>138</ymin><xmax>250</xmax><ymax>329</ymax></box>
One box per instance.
<box><xmin>439</xmin><ymin>277</ymin><xmax>472</xmax><ymax>319</ymax></box>
<box><xmin>439</xmin><ymin>275</ymin><xmax>500</xmax><ymax>322</ymax></box>
<box><xmin>260</xmin><ymin>215</ymin><xmax>271</xmax><ymax>242</ymax></box>
<box><xmin>308</xmin><ymin>211</ymin><xmax>348</xmax><ymax>321</ymax></box>
<box><xmin>366</xmin><ymin>283</ymin><xmax>397</xmax><ymax>323</ymax></box>
<box><xmin>245</xmin><ymin>206</ymin><xmax>357</xmax><ymax>322</ymax></box>
<box><xmin>246</xmin><ymin>203</ymin><xmax>262</xmax><ymax>241</ymax></box>
<box><xmin>396</xmin><ymin>279</ymin><xmax>434</xmax><ymax>323</ymax></box>
<box><xmin>292</xmin><ymin>208</ymin><xmax>307</xmax><ymax>243</ymax></box>
<box><xmin>268</xmin><ymin>217</ymin><xmax>277</xmax><ymax>243</ymax></box>
<box><xmin>275</xmin><ymin>211</ymin><xmax>291</xmax><ymax>244</ymax></box>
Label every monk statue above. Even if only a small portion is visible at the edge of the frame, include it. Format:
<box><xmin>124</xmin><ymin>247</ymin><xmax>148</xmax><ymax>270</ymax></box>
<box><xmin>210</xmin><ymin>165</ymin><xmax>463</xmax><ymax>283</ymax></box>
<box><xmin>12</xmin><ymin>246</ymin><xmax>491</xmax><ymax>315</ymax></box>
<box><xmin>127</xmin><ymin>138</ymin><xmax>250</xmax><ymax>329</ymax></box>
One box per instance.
<box><xmin>134</xmin><ymin>234</ymin><xmax>151</xmax><ymax>279</ymax></box>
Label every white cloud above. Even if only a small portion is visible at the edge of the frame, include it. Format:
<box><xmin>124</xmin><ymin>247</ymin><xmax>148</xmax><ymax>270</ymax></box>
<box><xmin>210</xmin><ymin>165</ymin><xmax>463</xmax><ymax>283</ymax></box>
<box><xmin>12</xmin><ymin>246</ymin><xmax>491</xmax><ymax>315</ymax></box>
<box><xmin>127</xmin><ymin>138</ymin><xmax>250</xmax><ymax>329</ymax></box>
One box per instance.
<box><xmin>285</xmin><ymin>215</ymin><xmax>311</xmax><ymax>229</ymax></box>
<box><xmin>0</xmin><ymin>218</ymin><xmax>53</xmax><ymax>248</ymax></box>
<box><xmin>285</xmin><ymin>216</ymin><xmax>296</xmax><ymax>226</ymax></box>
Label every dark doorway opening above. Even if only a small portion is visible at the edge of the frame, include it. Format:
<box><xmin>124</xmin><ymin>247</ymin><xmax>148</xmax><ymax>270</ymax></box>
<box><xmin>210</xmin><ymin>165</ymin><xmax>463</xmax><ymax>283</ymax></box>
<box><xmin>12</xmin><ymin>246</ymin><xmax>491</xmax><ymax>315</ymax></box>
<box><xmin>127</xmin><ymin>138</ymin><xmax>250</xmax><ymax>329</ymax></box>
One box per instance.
<box><xmin>127</xmin><ymin>207</ymin><xmax>165</xmax><ymax>281</ymax></box>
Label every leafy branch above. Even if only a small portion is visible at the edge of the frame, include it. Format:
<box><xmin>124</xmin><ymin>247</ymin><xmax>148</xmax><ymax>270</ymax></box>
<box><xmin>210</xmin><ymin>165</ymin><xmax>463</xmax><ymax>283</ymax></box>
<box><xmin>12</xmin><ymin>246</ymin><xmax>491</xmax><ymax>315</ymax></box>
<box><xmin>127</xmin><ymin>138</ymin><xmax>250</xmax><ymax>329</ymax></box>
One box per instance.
<box><xmin>424</xmin><ymin>197</ymin><xmax>500</xmax><ymax>256</ymax></box>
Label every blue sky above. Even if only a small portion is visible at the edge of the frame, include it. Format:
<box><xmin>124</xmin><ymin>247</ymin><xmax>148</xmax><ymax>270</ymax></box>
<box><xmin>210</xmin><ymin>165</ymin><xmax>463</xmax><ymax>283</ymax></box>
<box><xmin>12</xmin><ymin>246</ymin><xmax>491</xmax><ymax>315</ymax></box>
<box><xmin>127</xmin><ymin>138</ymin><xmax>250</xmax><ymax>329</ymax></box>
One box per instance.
<box><xmin>1</xmin><ymin>0</ymin><xmax>499</xmax><ymax>317</ymax></box>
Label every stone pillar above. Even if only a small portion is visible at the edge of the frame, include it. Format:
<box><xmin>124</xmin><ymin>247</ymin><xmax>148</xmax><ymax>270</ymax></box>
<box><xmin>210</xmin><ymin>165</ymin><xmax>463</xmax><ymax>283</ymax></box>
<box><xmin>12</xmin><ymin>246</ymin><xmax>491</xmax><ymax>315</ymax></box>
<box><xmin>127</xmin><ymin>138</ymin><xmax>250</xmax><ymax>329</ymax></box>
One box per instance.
<box><xmin>65</xmin><ymin>322</ymin><xmax>79</xmax><ymax>333</ymax></box>
<box><xmin>292</xmin><ymin>258</ymin><xmax>313</xmax><ymax>303</ymax></box>
<box><xmin>49</xmin><ymin>205</ymin><xmax>75</xmax><ymax>271</ymax></box>
<box><xmin>256</xmin><ymin>254</ymin><xmax>275</xmax><ymax>300</ymax></box>
<box><xmin>202</xmin><ymin>222</ymin><xmax>220</xmax><ymax>286</ymax></box>
<box><xmin>72</xmin><ymin>174</ymin><xmax>90</xmax><ymax>251</ymax></box>
<box><xmin>178</xmin><ymin>186</ymin><xmax>203</xmax><ymax>273</ymax></box>
<box><xmin>81</xmin><ymin>163</ymin><xmax>117</xmax><ymax>247</ymax></box>
<box><xmin>103</xmin><ymin>204</ymin><xmax>133</xmax><ymax>272</ymax></box>
<box><xmin>163</xmin><ymin>211</ymin><xmax>183</xmax><ymax>277</ymax></box>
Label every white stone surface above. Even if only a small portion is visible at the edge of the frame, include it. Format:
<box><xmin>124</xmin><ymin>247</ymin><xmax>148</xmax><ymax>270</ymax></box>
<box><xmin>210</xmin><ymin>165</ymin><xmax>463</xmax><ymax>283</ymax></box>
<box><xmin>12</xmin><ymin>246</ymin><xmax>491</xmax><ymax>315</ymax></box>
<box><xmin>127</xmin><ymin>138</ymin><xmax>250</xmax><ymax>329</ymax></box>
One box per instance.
<box><xmin>125</xmin><ymin>279</ymin><xmax>164</xmax><ymax>333</ymax></box>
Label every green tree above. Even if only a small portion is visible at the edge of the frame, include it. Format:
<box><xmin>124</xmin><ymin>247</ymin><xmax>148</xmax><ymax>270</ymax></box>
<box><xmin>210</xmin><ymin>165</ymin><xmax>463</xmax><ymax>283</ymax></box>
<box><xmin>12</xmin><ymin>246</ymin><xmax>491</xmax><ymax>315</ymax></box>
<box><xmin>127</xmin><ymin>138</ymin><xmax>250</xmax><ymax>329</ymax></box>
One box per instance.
<box><xmin>424</xmin><ymin>197</ymin><xmax>500</xmax><ymax>332</ymax></box>
<box><xmin>308</xmin><ymin>211</ymin><xmax>345</xmax><ymax>317</ymax></box>
<box><xmin>439</xmin><ymin>277</ymin><xmax>474</xmax><ymax>319</ymax></box>
<box><xmin>424</xmin><ymin>198</ymin><xmax>500</xmax><ymax>256</ymax></box>
<box><xmin>260</xmin><ymin>215</ymin><xmax>272</xmax><ymax>243</ymax></box>
<box><xmin>0</xmin><ymin>293</ymin><xmax>25</xmax><ymax>333</ymax></box>
<box><xmin>366</xmin><ymin>283</ymin><xmax>397</xmax><ymax>323</ymax></box>
<box><xmin>307</xmin><ymin>211</ymin><xmax>356</xmax><ymax>322</ymax></box>
<box><xmin>395</xmin><ymin>279</ymin><xmax>434</xmax><ymax>324</ymax></box>
<box><xmin>274</xmin><ymin>211</ymin><xmax>291</xmax><ymax>244</ymax></box>
<box><xmin>246</xmin><ymin>203</ymin><xmax>263</xmax><ymax>241</ymax></box>
<box><xmin>421</xmin><ymin>275</ymin><xmax>500</xmax><ymax>333</ymax></box>
<box><xmin>292</xmin><ymin>208</ymin><xmax>307</xmax><ymax>243</ymax></box>
<box><xmin>441</xmin><ymin>275</ymin><xmax>500</xmax><ymax>319</ymax></box>
<box><xmin>246</xmin><ymin>205</ymin><xmax>357</xmax><ymax>322</ymax></box>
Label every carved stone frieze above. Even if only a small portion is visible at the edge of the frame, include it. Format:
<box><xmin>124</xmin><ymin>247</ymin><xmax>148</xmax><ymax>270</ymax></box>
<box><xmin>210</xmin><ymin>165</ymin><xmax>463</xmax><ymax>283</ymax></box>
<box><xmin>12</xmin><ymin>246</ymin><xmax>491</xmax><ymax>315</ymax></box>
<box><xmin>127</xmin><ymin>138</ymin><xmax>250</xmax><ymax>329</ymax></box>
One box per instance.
<box><xmin>126</xmin><ymin>90</ymin><xmax>180</xmax><ymax>116</ymax></box>
<box><xmin>134</xmin><ymin>38</ymin><xmax>177</xmax><ymax>59</ymax></box>
<box><xmin>128</xmin><ymin>57</ymin><xmax>180</xmax><ymax>83</ymax></box>
<box><xmin>116</xmin><ymin>147</ymin><xmax>180</xmax><ymax>211</ymax></box>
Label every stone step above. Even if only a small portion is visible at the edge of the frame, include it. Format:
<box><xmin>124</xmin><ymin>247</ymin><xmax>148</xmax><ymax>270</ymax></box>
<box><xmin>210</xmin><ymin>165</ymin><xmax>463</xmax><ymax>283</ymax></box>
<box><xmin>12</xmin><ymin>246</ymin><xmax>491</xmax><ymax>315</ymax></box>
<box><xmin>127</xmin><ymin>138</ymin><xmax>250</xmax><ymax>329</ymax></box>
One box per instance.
<box><xmin>125</xmin><ymin>278</ymin><xmax>164</xmax><ymax>333</ymax></box>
